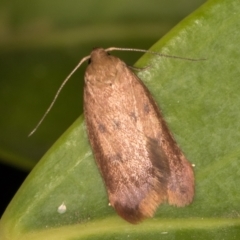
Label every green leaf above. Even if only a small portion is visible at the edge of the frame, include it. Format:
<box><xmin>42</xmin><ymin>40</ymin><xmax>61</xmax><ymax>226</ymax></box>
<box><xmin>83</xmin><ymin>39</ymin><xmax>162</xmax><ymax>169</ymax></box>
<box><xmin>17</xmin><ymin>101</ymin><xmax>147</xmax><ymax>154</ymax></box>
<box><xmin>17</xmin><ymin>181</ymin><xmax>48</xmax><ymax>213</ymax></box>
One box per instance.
<box><xmin>1</xmin><ymin>0</ymin><xmax>240</xmax><ymax>239</ymax></box>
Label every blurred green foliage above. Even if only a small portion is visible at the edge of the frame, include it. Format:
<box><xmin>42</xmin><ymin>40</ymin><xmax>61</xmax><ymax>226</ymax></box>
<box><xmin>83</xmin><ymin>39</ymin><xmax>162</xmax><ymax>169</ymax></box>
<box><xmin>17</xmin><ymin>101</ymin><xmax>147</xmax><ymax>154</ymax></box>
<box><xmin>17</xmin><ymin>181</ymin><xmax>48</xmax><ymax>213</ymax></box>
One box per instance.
<box><xmin>0</xmin><ymin>0</ymin><xmax>205</xmax><ymax>170</ymax></box>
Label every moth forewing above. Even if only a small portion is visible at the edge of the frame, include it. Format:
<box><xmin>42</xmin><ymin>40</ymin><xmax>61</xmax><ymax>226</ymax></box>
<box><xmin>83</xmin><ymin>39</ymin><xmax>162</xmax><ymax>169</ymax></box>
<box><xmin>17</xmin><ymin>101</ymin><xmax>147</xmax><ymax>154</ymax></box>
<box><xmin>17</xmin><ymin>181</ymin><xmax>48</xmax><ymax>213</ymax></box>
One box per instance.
<box><xmin>84</xmin><ymin>48</ymin><xmax>194</xmax><ymax>223</ymax></box>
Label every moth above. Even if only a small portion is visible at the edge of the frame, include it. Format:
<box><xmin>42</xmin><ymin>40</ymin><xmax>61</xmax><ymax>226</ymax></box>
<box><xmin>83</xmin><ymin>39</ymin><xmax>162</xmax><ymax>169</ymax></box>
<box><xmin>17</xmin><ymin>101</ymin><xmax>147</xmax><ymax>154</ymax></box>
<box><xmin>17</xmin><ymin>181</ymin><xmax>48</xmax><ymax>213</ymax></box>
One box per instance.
<box><xmin>84</xmin><ymin>48</ymin><xmax>194</xmax><ymax>223</ymax></box>
<box><xmin>30</xmin><ymin>47</ymin><xmax>195</xmax><ymax>224</ymax></box>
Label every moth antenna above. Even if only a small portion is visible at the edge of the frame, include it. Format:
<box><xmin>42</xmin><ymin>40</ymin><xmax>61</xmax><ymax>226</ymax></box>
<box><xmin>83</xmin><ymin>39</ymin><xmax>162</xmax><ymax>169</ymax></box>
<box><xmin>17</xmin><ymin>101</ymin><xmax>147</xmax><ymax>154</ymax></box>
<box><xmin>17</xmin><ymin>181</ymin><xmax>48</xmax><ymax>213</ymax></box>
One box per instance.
<box><xmin>28</xmin><ymin>55</ymin><xmax>91</xmax><ymax>137</ymax></box>
<box><xmin>106</xmin><ymin>47</ymin><xmax>206</xmax><ymax>61</ymax></box>
<box><xmin>29</xmin><ymin>47</ymin><xmax>205</xmax><ymax>137</ymax></box>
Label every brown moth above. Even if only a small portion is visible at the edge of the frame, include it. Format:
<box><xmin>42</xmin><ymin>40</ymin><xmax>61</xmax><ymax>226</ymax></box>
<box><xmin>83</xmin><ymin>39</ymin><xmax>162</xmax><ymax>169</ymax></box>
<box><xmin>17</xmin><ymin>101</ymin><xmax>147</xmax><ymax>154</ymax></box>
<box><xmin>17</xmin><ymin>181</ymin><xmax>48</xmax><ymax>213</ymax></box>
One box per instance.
<box><xmin>84</xmin><ymin>48</ymin><xmax>194</xmax><ymax>223</ymax></box>
<box><xmin>29</xmin><ymin>47</ymin><xmax>195</xmax><ymax>224</ymax></box>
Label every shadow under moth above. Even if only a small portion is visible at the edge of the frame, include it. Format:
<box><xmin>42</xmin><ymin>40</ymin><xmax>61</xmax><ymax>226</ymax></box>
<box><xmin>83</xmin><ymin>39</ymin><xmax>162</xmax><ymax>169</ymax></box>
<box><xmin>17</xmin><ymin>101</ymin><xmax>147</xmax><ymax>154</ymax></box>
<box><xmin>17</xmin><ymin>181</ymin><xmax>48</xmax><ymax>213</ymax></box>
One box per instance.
<box><xmin>30</xmin><ymin>47</ymin><xmax>195</xmax><ymax>224</ymax></box>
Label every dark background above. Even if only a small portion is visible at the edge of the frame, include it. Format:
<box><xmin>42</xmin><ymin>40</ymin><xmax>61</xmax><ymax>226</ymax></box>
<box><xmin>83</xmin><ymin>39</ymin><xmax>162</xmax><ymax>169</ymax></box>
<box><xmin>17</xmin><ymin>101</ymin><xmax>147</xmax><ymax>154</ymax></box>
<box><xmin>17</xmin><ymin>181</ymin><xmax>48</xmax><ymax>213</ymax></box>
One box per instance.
<box><xmin>0</xmin><ymin>165</ymin><xmax>27</xmax><ymax>217</ymax></box>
